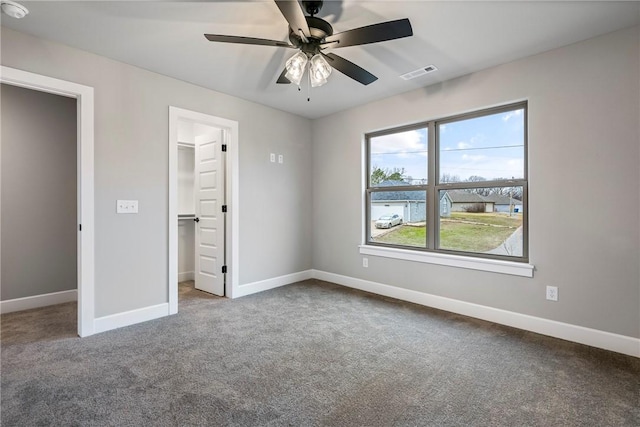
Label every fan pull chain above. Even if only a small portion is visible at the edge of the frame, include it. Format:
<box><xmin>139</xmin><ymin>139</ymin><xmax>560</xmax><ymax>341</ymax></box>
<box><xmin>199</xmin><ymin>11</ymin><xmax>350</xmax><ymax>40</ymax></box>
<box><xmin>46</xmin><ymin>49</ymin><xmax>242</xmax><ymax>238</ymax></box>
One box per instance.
<box><xmin>307</xmin><ymin>62</ymin><xmax>311</xmax><ymax>102</ymax></box>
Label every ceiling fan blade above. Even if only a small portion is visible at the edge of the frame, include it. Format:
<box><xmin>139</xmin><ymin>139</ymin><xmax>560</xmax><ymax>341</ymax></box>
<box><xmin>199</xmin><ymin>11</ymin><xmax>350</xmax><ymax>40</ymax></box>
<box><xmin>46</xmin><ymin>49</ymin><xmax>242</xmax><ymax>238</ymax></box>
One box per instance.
<box><xmin>277</xmin><ymin>67</ymin><xmax>291</xmax><ymax>84</ymax></box>
<box><xmin>322</xmin><ymin>53</ymin><xmax>378</xmax><ymax>86</ymax></box>
<box><xmin>204</xmin><ymin>34</ymin><xmax>296</xmax><ymax>48</ymax></box>
<box><xmin>274</xmin><ymin>1</ymin><xmax>311</xmax><ymax>39</ymax></box>
<box><xmin>322</xmin><ymin>18</ymin><xmax>413</xmax><ymax>49</ymax></box>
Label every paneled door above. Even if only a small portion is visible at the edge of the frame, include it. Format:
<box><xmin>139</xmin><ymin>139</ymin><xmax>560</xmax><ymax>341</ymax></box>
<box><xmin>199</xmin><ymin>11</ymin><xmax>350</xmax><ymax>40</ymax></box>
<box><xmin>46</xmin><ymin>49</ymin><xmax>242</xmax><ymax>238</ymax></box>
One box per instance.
<box><xmin>194</xmin><ymin>128</ymin><xmax>225</xmax><ymax>296</ymax></box>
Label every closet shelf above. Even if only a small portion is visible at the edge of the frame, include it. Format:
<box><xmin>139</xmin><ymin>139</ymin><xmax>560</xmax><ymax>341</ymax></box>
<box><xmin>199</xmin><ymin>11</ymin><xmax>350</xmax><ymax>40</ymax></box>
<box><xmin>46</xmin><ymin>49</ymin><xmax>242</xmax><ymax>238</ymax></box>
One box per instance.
<box><xmin>178</xmin><ymin>214</ymin><xmax>196</xmax><ymax>220</ymax></box>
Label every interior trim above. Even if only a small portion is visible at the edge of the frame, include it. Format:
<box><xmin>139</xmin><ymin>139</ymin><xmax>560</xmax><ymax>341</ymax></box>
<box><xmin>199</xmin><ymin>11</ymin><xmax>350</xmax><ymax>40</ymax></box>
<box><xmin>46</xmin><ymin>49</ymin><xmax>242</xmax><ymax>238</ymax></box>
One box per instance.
<box><xmin>312</xmin><ymin>269</ymin><xmax>639</xmax><ymax>358</ymax></box>
<box><xmin>178</xmin><ymin>272</ymin><xmax>195</xmax><ymax>282</ymax></box>
<box><xmin>93</xmin><ymin>303</ymin><xmax>169</xmax><ymax>334</ymax></box>
<box><xmin>359</xmin><ymin>245</ymin><xmax>534</xmax><ymax>277</ymax></box>
<box><xmin>0</xmin><ymin>290</ymin><xmax>78</xmax><ymax>314</ymax></box>
<box><xmin>234</xmin><ymin>270</ymin><xmax>313</xmax><ymax>298</ymax></box>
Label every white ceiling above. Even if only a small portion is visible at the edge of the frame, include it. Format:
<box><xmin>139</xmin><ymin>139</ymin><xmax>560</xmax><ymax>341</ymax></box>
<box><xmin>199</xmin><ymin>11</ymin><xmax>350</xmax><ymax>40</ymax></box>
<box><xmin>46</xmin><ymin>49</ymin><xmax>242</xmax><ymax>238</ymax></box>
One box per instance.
<box><xmin>2</xmin><ymin>1</ymin><xmax>639</xmax><ymax>119</ymax></box>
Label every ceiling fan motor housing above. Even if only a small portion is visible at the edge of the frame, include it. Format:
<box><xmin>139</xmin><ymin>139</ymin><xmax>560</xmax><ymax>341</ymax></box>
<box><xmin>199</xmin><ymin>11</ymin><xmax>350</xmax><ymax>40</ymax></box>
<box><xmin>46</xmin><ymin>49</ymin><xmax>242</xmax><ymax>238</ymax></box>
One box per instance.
<box><xmin>306</xmin><ymin>16</ymin><xmax>333</xmax><ymax>39</ymax></box>
<box><xmin>289</xmin><ymin>16</ymin><xmax>333</xmax><ymax>56</ymax></box>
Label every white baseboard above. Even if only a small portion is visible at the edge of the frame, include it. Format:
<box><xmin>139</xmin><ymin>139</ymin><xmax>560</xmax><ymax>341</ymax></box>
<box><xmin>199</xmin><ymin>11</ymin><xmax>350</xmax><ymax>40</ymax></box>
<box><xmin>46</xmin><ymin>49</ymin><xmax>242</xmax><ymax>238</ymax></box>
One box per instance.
<box><xmin>86</xmin><ymin>269</ymin><xmax>313</xmax><ymax>334</ymax></box>
<box><xmin>311</xmin><ymin>270</ymin><xmax>640</xmax><ymax>358</ymax></box>
<box><xmin>93</xmin><ymin>303</ymin><xmax>169</xmax><ymax>334</ymax></box>
<box><xmin>233</xmin><ymin>270</ymin><xmax>313</xmax><ymax>298</ymax></box>
<box><xmin>0</xmin><ymin>290</ymin><xmax>77</xmax><ymax>314</ymax></box>
<box><xmin>178</xmin><ymin>271</ymin><xmax>194</xmax><ymax>282</ymax></box>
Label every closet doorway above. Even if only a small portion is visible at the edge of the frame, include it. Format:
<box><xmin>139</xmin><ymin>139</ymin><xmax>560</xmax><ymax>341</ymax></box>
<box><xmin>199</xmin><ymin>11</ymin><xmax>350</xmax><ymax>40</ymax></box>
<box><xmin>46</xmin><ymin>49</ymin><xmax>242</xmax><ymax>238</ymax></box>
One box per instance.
<box><xmin>168</xmin><ymin>107</ymin><xmax>239</xmax><ymax>314</ymax></box>
<box><xmin>178</xmin><ymin>123</ymin><xmax>225</xmax><ymax>296</ymax></box>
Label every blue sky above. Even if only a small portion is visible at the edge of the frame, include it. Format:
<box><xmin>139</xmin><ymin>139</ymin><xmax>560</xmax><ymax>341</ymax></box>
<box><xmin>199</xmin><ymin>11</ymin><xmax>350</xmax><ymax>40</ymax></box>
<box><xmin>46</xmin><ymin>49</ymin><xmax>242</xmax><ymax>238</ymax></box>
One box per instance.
<box><xmin>370</xmin><ymin>128</ymin><xmax>428</xmax><ymax>184</ymax></box>
<box><xmin>370</xmin><ymin>108</ymin><xmax>524</xmax><ymax>184</ymax></box>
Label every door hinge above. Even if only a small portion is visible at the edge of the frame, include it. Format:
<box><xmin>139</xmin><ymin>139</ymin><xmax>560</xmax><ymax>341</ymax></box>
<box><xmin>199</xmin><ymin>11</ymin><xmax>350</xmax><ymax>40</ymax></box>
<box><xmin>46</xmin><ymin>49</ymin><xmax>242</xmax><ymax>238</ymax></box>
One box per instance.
<box><xmin>222</xmin><ymin>205</ymin><xmax>227</xmax><ymax>213</ymax></box>
<box><xmin>222</xmin><ymin>144</ymin><xmax>227</xmax><ymax>152</ymax></box>
<box><xmin>79</xmin><ymin>224</ymin><xmax>82</xmax><ymax>231</ymax></box>
<box><xmin>222</xmin><ymin>265</ymin><xmax>227</xmax><ymax>274</ymax></box>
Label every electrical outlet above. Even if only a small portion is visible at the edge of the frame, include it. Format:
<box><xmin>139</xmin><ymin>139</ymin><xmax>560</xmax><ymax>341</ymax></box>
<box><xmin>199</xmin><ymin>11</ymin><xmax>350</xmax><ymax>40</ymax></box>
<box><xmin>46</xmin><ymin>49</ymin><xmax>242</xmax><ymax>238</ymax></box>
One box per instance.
<box><xmin>278</xmin><ymin>154</ymin><xmax>284</xmax><ymax>164</ymax></box>
<box><xmin>270</xmin><ymin>153</ymin><xmax>275</xmax><ymax>163</ymax></box>
<box><xmin>546</xmin><ymin>286</ymin><xmax>558</xmax><ymax>301</ymax></box>
<box><xmin>362</xmin><ymin>257</ymin><xmax>368</xmax><ymax>268</ymax></box>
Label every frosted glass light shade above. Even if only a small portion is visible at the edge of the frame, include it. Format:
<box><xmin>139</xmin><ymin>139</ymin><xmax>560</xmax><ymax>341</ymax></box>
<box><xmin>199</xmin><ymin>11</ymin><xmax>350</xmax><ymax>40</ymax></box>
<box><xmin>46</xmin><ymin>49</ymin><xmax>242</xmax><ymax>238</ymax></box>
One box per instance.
<box><xmin>285</xmin><ymin>51</ymin><xmax>308</xmax><ymax>86</ymax></box>
<box><xmin>309</xmin><ymin>54</ymin><xmax>332</xmax><ymax>88</ymax></box>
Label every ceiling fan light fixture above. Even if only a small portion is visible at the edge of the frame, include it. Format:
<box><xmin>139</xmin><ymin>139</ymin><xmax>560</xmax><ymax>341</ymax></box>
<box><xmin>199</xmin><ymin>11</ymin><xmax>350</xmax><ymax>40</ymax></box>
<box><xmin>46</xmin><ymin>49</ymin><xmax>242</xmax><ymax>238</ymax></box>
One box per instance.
<box><xmin>285</xmin><ymin>51</ymin><xmax>308</xmax><ymax>86</ymax></box>
<box><xmin>309</xmin><ymin>54</ymin><xmax>332</xmax><ymax>88</ymax></box>
<box><xmin>205</xmin><ymin>1</ymin><xmax>413</xmax><ymax>89</ymax></box>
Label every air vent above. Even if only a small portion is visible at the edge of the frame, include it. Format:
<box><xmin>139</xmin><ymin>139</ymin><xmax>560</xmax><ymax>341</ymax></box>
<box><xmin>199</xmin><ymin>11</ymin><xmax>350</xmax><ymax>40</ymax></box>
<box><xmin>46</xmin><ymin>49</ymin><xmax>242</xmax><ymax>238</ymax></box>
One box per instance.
<box><xmin>400</xmin><ymin>65</ymin><xmax>438</xmax><ymax>81</ymax></box>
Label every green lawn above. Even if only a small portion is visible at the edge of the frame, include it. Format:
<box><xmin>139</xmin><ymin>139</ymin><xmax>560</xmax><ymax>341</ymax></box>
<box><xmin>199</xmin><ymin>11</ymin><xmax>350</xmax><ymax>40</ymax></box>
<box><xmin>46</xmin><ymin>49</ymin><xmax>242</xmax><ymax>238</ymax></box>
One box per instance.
<box><xmin>439</xmin><ymin>222</ymin><xmax>515</xmax><ymax>252</ymax></box>
<box><xmin>375</xmin><ymin>224</ymin><xmax>427</xmax><ymax>247</ymax></box>
<box><xmin>373</xmin><ymin>213</ymin><xmax>522</xmax><ymax>253</ymax></box>
<box><xmin>448</xmin><ymin>212</ymin><xmax>522</xmax><ymax>227</ymax></box>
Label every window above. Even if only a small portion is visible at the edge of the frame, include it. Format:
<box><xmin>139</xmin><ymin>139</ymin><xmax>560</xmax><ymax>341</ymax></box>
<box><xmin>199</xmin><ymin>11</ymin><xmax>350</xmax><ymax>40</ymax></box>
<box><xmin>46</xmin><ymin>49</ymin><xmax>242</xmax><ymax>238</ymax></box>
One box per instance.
<box><xmin>366</xmin><ymin>102</ymin><xmax>528</xmax><ymax>262</ymax></box>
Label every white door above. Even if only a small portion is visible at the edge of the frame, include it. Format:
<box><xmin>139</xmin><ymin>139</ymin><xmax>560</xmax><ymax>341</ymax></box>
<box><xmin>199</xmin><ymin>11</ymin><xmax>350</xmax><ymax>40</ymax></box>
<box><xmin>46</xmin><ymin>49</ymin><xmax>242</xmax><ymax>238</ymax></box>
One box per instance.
<box><xmin>194</xmin><ymin>128</ymin><xmax>225</xmax><ymax>296</ymax></box>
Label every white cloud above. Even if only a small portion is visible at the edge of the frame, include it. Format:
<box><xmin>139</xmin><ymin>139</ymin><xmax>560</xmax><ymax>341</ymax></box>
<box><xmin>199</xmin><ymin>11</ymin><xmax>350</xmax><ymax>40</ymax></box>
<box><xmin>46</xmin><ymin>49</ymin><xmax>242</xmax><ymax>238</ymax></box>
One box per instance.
<box><xmin>457</xmin><ymin>141</ymin><xmax>472</xmax><ymax>150</ymax></box>
<box><xmin>370</xmin><ymin>130</ymin><xmax>426</xmax><ymax>157</ymax></box>
<box><xmin>502</xmin><ymin>109</ymin><xmax>523</xmax><ymax>122</ymax></box>
<box><xmin>441</xmin><ymin>155</ymin><xmax>524</xmax><ymax>181</ymax></box>
<box><xmin>462</xmin><ymin>154</ymin><xmax>487</xmax><ymax>162</ymax></box>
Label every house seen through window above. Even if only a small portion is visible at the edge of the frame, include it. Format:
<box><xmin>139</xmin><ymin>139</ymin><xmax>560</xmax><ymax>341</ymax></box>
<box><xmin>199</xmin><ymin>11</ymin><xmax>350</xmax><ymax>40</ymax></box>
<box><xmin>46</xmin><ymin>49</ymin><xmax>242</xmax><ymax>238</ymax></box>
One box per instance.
<box><xmin>366</xmin><ymin>102</ymin><xmax>528</xmax><ymax>261</ymax></box>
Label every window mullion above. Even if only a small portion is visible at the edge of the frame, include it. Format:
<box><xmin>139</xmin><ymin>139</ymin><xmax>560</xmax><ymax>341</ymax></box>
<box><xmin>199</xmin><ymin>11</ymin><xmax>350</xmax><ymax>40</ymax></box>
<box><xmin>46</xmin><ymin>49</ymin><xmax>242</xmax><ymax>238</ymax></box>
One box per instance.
<box><xmin>427</xmin><ymin>121</ymin><xmax>436</xmax><ymax>250</ymax></box>
<box><xmin>438</xmin><ymin>180</ymin><xmax>527</xmax><ymax>191</ymax></box>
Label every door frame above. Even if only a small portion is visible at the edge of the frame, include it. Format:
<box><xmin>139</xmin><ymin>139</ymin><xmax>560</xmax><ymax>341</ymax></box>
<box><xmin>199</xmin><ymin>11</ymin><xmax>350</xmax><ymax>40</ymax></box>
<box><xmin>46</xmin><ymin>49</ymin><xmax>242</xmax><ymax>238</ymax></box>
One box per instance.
<box><xmin>168</xmin><ymin>106</ymin><xmax>239</xmax><ymax>313</ymax></box>
<box><xmin>1</xmin><ymin>66</ymin><xmax>95</xmax><ymax>337</ymax></box>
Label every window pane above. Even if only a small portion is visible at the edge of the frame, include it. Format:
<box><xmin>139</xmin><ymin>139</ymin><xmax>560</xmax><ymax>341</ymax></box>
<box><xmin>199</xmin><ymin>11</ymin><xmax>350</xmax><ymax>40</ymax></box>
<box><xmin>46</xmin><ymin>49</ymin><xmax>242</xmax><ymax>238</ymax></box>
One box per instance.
<box><xmin>439</xmin><ymin>187</ymin><xmax>524</xmax><ymax>257</ymax></box>
<box><xmin>370</xmin><ymin>128</ymin><xmax>428</xmax><ymax>187</ymax></box>
<box><xmin>439</xmin><ymin>109</ymin><xmax>524</xmax><ymax>183</ymax></box>
<box><xmin>370</xmin><ymin>190</ymin><xmax>426</xmax><ymax>248</ymax></box>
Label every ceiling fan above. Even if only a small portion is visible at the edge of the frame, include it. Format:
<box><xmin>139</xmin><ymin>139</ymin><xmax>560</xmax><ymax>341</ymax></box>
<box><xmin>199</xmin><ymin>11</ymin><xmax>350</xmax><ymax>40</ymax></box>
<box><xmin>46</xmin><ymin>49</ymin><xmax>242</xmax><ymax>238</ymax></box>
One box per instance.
<box><xmin>204</xmin><ymin>0</ymin><xmax>413</xmax><ymax>88</ymax></box>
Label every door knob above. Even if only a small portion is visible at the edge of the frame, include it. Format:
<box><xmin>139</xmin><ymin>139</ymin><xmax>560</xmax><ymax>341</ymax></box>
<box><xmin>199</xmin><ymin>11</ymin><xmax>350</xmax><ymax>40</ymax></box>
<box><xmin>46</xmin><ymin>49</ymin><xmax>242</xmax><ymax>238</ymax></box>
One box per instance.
<box><xmin>194</xmin><ymin>217</ymin><xmax>200</xmax><ymax>223</ymax></box>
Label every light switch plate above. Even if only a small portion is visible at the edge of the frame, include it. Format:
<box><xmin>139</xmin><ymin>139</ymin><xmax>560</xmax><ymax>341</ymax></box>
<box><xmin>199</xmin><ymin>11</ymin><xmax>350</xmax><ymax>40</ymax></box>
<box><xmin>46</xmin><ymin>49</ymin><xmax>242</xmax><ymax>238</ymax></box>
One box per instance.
<box><xmin>117</xmin><ymin>200</ymin><xmax>138</xmax><ymax>214</ymax></box>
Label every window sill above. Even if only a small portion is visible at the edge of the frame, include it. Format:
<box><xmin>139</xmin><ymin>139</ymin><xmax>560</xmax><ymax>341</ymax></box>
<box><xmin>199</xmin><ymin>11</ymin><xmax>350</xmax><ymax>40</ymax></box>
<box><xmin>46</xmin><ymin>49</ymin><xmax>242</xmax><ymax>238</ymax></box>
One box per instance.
<box><xmin>358</xmin><ymin>245</ymin><xmax>534</xmax><ymax>278</ymax></box>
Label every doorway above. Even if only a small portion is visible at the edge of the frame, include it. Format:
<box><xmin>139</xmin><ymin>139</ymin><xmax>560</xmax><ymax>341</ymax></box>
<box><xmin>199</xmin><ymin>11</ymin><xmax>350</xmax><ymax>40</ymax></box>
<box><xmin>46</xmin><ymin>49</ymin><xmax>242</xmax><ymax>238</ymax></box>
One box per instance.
<box><xmin>168</xmin><ymin>107</ymin><xmax>239</xmax><ymax>314</ymax></box>
<box><xmin>0</xmin><ymin>66</ymin><xmax>95</xmax><ymax>337</ymax></box>
<box><xmin>177</xmin><ymin>122</ymin><xmax>225</xmax><ymax>297</ymax></box>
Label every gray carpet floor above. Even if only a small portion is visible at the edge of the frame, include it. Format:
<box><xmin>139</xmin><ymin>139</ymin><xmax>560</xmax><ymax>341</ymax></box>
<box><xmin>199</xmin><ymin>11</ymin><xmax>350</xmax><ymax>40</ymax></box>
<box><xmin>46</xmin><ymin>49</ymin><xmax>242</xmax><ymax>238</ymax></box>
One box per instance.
<box><xmin>1</xmin><ymin>279</ymin><xmax>639</xmax><ymax>426</ymax></box>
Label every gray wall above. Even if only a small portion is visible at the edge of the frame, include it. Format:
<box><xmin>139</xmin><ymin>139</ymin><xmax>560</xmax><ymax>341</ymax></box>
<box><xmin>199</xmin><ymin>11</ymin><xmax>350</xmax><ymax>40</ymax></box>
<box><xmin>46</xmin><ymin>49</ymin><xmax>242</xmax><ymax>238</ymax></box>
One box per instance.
<box><xmin>1</xmin><ymin>28</ymin><xmax>313</xmax><ymax>317</ymax></box>
<box><xmin>2</xmin><ymin>25</ymin><xmax>638</xmax><ymax>340</ymax></box>
<box><xmin>312</xmin><ymin>26</ymin><xmax>640</xmax><ymax>338</ymax></box>
<box><xmin>1</xmin><ymin>84</ymin><xmax>77</xmax><ymax>300</ymax></box>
